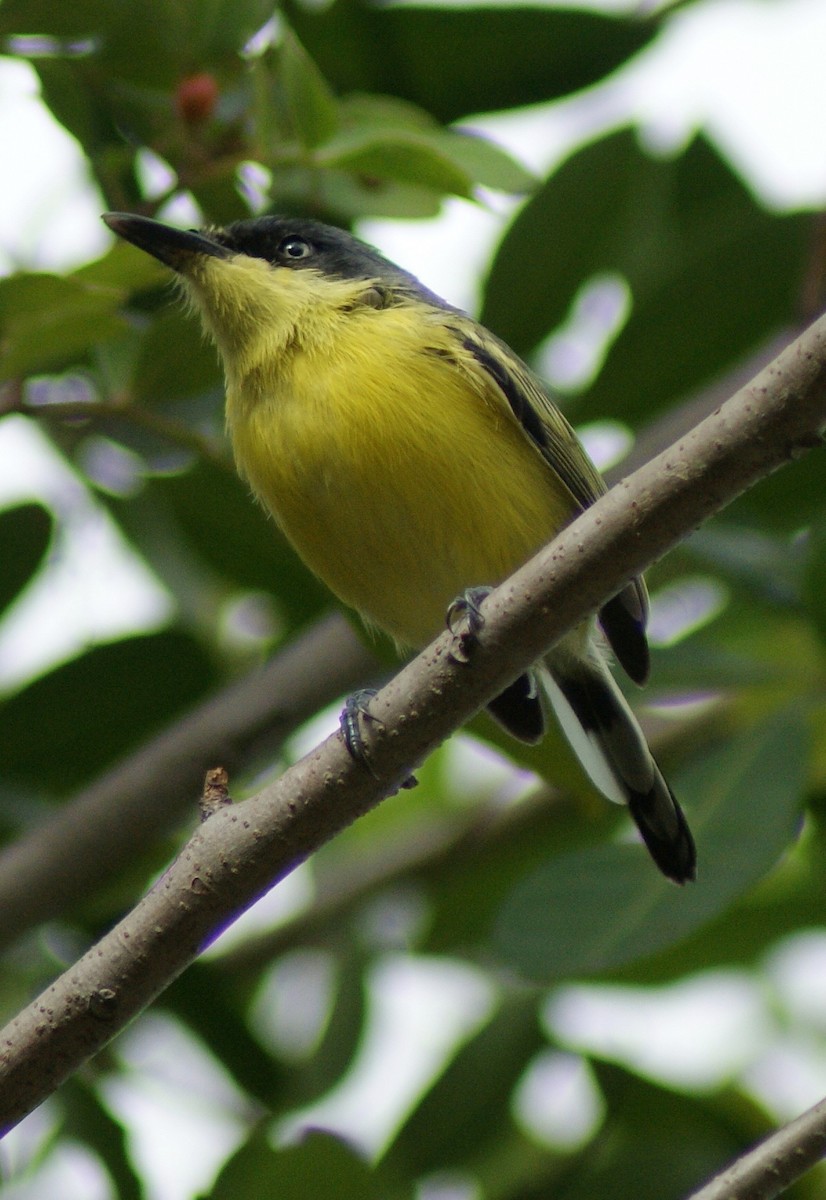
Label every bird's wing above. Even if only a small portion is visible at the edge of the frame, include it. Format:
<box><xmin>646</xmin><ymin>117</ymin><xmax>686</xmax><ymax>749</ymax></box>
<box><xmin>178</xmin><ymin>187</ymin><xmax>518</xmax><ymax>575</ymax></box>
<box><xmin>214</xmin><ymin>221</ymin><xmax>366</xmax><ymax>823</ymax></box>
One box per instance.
<box><xmin>460</xmin><ymin>325</ymin><xmax>651</xmax><ymax>684</ymax></box>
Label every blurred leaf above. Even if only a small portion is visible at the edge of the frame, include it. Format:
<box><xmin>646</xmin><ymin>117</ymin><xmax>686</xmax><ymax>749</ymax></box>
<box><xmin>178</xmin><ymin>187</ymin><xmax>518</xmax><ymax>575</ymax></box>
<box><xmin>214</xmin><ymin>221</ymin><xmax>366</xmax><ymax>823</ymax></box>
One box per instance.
<box><xmin>98</xmin><ymin>0</ymin><xmax>265</xmax><ymax>85</ymax></box>
<box><xmin>33</xmin><ymin>56</ymin><xmax>125</xmax><ymax>163</ymax></box>
<box><xmin>131</xmin><ymin>308</ymin><xmax>222</xmax><ymax>406</ymax></box>
<box><xmin>108</xmin><ymin>463</ymin><xmax>330</xmax><ymax>627</ymax></box>
<box><xmin>60</xmin><ymin>1078</ymin><xmax>143</xmax><ymax>1200</ymax></box>
<box><xmin>0</xmin><ymin>0</ymin><xmax>108</xmax><ymax>38</ymax></box>
<box><xmin>444</xmin><ymin>129</ymin><xmax>536</xmax><ymax>194</ymax></box>
<box><xmin>332</xmin><ymin>93</ymin><xmax>534</xmax><ymax>193</ymax></box>
<box><xmin>0</xmin><ymin>502</ymin><xmax>52</xmax><ymax>618</ymax></box>
<box><xmin>483</xmin><ymin>129</ymin><xmax>651</xmax><ymax>352</ymax></box>
<box><xmin>277</xmin><ymin>28</ymin><xmax>340</xmax><ymax>151</ymax></box>
<box><xmin>290</xmin><ymin>949</ymin><xmax>369</xmax><ymax>1105</ymax></box>
<box><xmin>646</xmin><ymin>639</ymin><xmax>785</xmax><ymax>692</ymax></box>
<box><xmin>14</xmin><ymin>1</ymin><xmax>271</xmax><ymax>210</ymax></box>
<box><xmin>320</xmin><ymin>129</ymin><xmax>475</xmax><ymax>197</ymax></box>
<box><xmin>268</xmin><ymin>165</ymin><xmax>447</xmax><ymax>221</ymax></box>
<box><xmin>577</xmin><ymin>1063</ymin><xmax>823</xmax><ymax>1200</ymax></box>
<box><xmin>0</xmin><ymin>631</ymin><xmax>218</xmax><ymax>792</ymax></box>
<box><xmin>76</xmin><ymin>240</ymin><xmax>169</xmax><ymax>293</ymax></box>
<box><xmin>210</xmin><ymin>1129</ymin><xmax>386</xmax><ymax>1199</ymax></box>
<box><xmin>384</xmin><ymin>995</ymin><xmax>544</xmax><ymax>1178</ymax></box>
<box><xmin>284</xmin><ymin>2</ymin><xmax>657</xmax><ymax>124</ymax></box>
<box><xmin>618</xmin><ymin>823</ymin><xmax>826</xmax><ymax>984</ymax></box>
<box><xmin>482</xmin><ymin>133</ymin><xmax>809</xmax><ymax>426</ymax></box>
<box><xmin>803</xmin><ymin>521</ymin><xmax>826</xmax><ymax>647</ymax></box>
<box><xmin>163</xmin><ymin>963</ymin><xmax>285</xmax><ymax>1108</ymax></box>
<box><xmin>422</xmin><ymin>790</ymin><xmax>606</xmax><ymax>958</ymax></box>
<box><xmin>554</xmin><ymin>1061</ymin><xmax>771</xmax><ymax>1200</ymax></box>
<box><xmin>494</xmin><ymin>711</ymin><xmax>808</xmax><ymax>982</ymax></box>
<box><xmin>682</xmin><ymin>522</ymin><xmax>803</xmax><ymax>607</ymax></box>
<box><xmin>724</xmin><ymin>439</ymin><xmax>826</xmax><ymax>532</ymax></box>
<box><xmin>0</xmin><ymin>273</ymin><xmax>126</xmax><ymax>380</ymax></box>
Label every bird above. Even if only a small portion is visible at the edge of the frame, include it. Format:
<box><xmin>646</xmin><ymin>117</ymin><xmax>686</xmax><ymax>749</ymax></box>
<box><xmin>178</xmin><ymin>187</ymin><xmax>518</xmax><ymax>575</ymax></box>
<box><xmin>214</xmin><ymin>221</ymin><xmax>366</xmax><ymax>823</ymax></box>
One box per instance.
<box><xmin>103</xmin><ymin>210</ymin><xmax>696</xmax><ymax>884</ymax></box>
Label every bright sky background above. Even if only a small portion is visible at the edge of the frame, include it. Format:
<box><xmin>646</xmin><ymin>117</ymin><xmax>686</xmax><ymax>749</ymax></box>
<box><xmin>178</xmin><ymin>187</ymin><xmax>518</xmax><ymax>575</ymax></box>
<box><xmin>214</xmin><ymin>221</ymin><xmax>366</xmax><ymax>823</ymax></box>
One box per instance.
<box><xmin>3</xmin><ymin>1</ymin><xmax>826</xmax><ymax>1197</ymax></box>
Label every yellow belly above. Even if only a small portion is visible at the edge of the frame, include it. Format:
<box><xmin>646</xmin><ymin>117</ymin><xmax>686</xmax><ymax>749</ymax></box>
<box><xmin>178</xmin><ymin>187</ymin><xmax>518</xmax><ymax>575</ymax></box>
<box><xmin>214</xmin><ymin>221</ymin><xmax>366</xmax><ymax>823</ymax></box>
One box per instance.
<box><xmin>226</xmin><ymin>311</ymin><xmax>576</xmax><ymax>648</ymax></box>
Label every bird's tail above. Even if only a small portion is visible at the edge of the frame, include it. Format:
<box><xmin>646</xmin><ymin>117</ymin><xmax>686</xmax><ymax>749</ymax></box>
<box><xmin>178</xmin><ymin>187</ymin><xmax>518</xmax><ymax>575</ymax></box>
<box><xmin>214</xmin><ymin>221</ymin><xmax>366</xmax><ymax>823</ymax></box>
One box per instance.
<box><xmin>542</xmin><ymin>653</ymin><xmax>696</xmax><ymax>884</ymax></box>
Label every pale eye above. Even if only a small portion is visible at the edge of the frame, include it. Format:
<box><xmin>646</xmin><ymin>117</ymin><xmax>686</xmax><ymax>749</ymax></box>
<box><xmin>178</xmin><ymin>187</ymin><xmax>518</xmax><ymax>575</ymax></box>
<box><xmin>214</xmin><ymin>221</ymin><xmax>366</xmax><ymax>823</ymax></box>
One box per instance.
<box><xmin>278</xmin><ymin>236</ymin><xmax>312</xmax><ymax>261</ymax></box>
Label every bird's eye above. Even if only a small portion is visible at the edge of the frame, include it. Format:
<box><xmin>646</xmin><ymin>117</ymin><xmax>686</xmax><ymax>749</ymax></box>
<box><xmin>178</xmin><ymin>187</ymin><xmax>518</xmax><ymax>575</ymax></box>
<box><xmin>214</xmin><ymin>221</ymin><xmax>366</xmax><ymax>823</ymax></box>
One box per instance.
<box><xmin>277</xmin><ymin>236</ymin><xmax>312</xmax><ymax>261</ymax></box>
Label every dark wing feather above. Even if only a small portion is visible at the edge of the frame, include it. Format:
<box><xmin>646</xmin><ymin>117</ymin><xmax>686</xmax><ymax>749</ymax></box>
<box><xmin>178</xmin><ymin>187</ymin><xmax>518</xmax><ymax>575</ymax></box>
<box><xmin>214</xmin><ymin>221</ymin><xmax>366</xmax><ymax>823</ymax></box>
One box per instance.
<box><xmin>461</xmin><ymin>327</ymin><xmax>650</xmax><ymax>684</ymax></box>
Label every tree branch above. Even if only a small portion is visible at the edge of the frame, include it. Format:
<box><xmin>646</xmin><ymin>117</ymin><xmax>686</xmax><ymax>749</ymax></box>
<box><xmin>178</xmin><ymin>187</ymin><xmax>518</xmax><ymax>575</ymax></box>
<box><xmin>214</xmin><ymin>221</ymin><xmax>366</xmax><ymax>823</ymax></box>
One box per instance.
<box><xmin>0</xmin><ymin>613</ymin><xmax>380</xmax><ymax>950</ymax></box>
<box><xmin>0</xmin><ymin>312</ymin><xmax>824</xmax><ymax>1135</ymax></box>
<box><xmin>0</xmin><ymin>326</ymin><xmax>789</xmax><ymax>951</ymax></box>
<box><xmin>686</xmin><ymin>1094</ymin><xmax>826</xmax><ymax>1200</ymax></box>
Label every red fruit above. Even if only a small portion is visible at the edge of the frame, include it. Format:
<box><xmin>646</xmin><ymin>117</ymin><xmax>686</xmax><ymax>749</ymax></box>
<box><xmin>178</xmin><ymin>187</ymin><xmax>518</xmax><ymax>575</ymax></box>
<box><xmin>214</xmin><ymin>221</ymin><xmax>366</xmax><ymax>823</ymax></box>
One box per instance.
<box><xmin>176</xmin><ymin>73</ymin><xmax>219</xmax><ymax>124</ymax></box>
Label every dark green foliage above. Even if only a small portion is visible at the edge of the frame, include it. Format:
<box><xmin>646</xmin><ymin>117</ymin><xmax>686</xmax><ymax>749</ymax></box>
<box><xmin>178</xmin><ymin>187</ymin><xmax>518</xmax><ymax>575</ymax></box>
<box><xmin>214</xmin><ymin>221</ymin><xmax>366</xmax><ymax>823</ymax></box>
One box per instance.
<box><xmin>1</xmin><ymin>1</ymin><xmax>825</xmax><ymax>1197</ymax></box>
<box><xmin>0</xmin><ymin>502</ymin><xmax>52</xmax><ymax>615</ymax></box>
<box><xmin>284</xmin><ymin>1</ymin><xmax>658</xmax><ymax>124</ymax></box>
<box><xmin>1</xmin><ymin>631</ymin><xmax>218</xmax><ymax>792</ymax></box>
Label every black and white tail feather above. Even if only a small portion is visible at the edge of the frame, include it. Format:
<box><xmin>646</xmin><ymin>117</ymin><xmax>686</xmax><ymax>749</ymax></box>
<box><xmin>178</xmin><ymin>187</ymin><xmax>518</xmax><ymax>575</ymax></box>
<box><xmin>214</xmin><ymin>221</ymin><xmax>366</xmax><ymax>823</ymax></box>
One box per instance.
<box><xmin>487</xmin><ymin>640</ymin><xmax>696</xmax><ymax>885</ymax></box>
<box><xmin>542</xmin><ymin>653</ymin><xmax>696</xmax><ymax>884</ymax></box>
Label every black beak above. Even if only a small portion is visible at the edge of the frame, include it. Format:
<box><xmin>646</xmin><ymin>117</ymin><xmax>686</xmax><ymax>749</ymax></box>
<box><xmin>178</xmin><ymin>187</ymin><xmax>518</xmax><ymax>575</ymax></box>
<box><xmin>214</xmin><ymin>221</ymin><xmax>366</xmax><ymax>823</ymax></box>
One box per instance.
<box><xmin>103</xmin><ymin>213</ymin><xmax>230</xmax><ymax>270</ymax></box>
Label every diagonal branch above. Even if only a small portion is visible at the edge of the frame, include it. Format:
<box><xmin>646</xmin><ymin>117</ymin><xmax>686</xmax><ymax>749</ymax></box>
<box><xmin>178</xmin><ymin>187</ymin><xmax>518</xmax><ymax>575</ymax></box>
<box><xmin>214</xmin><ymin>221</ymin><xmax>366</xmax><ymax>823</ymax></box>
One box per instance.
<box><xmin>686</xmin><ymin>1093</ymin><xmax>826</xmax><ymax>1200</ymax></box>
<box><xmin>0</xmin><ymin>613</ymin><xmax>380</xmax><ymax>950</ymax></box>
<box><xmin>0</xmin><ymin>312</ymin><xmax>824</xmax><ymax>1136</ymax></box>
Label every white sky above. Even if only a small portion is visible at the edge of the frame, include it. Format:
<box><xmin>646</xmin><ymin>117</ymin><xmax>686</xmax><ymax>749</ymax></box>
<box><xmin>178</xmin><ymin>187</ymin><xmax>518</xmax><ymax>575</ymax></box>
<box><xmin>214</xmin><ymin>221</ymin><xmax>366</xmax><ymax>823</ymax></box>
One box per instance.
<box><xmin>3</xmin><ymin>0</ymin><xmax>826</xmax><ymax>1195</ymax></box>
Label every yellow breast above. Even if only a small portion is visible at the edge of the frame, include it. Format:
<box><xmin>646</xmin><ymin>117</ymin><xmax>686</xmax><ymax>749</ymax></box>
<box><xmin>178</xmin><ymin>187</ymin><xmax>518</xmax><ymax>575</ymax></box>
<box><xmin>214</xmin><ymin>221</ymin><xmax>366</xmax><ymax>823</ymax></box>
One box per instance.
<box><xmin>222</xmin><ymin>287</ymin><xmax>576</xmax><ymax>647</ymax></box>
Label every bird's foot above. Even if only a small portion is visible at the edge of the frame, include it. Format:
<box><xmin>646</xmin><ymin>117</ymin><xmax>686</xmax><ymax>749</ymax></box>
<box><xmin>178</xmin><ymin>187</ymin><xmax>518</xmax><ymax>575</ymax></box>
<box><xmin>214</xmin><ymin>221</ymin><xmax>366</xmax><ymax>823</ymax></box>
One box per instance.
<box><xmin>339</xmin><ymin>689</ymin><xmax>417</xmax><ymax>789</ymax></box>
<box><xmin>339</xmin><ymin>688</ymin><xmax>381</xmax><ymax>775</ymax></box>
<box><xmin>446</xmin><ymin>586</ymin><xmax>493</xmax><ymax>664</ymax></box>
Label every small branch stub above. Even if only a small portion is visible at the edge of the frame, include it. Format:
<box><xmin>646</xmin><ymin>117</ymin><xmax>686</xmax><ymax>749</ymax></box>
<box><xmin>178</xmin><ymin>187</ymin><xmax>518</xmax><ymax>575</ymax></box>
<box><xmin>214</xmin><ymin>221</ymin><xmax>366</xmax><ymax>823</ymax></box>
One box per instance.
<box><xmin>199</xmin><ymin>767</ymin><xmax>231</xmax><ymax>821</ymax></box>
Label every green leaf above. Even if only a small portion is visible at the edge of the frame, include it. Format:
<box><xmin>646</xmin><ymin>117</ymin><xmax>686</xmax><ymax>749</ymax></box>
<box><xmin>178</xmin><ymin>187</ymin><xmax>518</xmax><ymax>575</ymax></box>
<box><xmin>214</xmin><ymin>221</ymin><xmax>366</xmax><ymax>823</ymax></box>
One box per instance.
<box><xmin>0</xmin><ymin>631</ymin><xmax>218</xmax><ymax>793</ymax></box>
<box><xmin>278</xmin><ymin>27</ymin><xmax>340</xmax><ymax>151</ymax></box>
<box><xmin>268</xmin><ymin>166</ymin><xmax>446</xmax><ymax>221</ymax></box>
<box><xmin>482</xmin><ymin>129</ymin><xmax>645</xmax><ymax>353</ymax></box>
<box><xmin>101</xmin><ymin>0</ymin><xmax>273</xmax><ymax>86</ymax></box>
<box><xmin>284</xmin><ymin>3</ymin><xmax>657</xmax><ymax>125</ymax></box>
<box><xmin>494</xmin><ymin>711</ymin><xmax>808</xmax><ymax>982</ymax></box>
<box><xmin>422</xmin><ymin>790</ymin><xmax>604</xmax><ymax>958</ymax></box>
<box><xmin>320</xmin><ymin>130</ymin><xmax>475</xmax><ymax>197</ymax></box>
<box><xmin>333</xmin><ymin>94</ymin><xmax>535</xmax><ymax>193</ymax></box>
<box><xmin>444</xmin><ymin>129</ymin><xmax>536</xmax><ymax>194</ymax></box>
<box><xmin>291</xmin><ymin>949</ymin><xmax>369</xmax><ymax>1105</ymax></box>
<box><xmin>384</xmin><ymin>996</ymin><xmax>544</xmax><ymax>1178</ymax></box>
<box><xmin>804</xmin><ymin>520</ymin><xmax>826</xmax><ymax>648</ymax></box>
<box><xmin>186</xmin><ymin>0</ymin><xmax>275</xmax><ymax>61</ymax></box>
<box><xmin>339</xmin><ymin>92</ymin><xmax>439</xmax><ymax>134</ymax></box>
<box><xmin>0</xmin><ymin>0</ymin><xmax>109</xmax><ymax>39</ymax></box>
<box><xmin>682</xmin><ymin>522</ymin><xmax>803</xmax><ymax>607</ymax></box>
<box><xmin>0</xmin><ymin>503</ymin><xmax>52</xmax><ymax>617</ymax></box>
<box><xmin>555</xmin><ymin>1061</ymin><xmax>772</xmax><ymax>1200</ymax></box>
<box><xmin>76</xmin><ymin>239</ymin><xmax>169</xmax><ymax>293</ymax></box>
<box><xmin>131</xmin><ymin>309</ymin><xmax>222</xmax><ymax>406</ymax></box>
<box><xmin>32</xmin><ymin>56</ymin><xmax>122</xmax><ymax>160</ymax></box>
<box><xmin>482</xmin><ymin>133</ymin><xmax>809</xmax><ymax>427</ymax></box>
<box><xmin>163</xmin><ymin>963</ymin><xmax>287</xmax><ymax>1108</ymax></box>
<box><xmin>726</xmin><ymin>444</ymin><xmax>826</xmax><ymax>533</ymax></box>
<box><xmin>0</xmin><ymin>273</ymin><xmax>126</xmax><ymax>380</ymax></box>
<box><xmin>60</xmin><ymin>1078</ymin><xmax>143</xmax><ymax>1200</ymax></box>
<box><xmin>109</xmin><ymin>463</ymin><xmax>330</xmax><ymax>627</ymax></box>
<box><xmin>210</xmin><ymin>1130</ymin><xmax>385</xmax><ymax>1199</ymax></box>
<box><xmin>614</xmin><ymin>824</ymin><xmax>826</xmax><ymax>984</ymax></box>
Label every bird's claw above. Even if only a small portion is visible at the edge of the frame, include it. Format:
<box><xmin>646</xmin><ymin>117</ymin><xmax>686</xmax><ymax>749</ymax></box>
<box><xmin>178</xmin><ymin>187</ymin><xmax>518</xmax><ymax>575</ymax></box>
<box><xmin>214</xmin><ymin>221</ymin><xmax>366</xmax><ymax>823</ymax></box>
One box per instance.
<box><xmin>340</xmin><ymin>688</ymin><xmax>381</xmax><ymax>776</ymax></box>
<box><xmin>339</xmin><ymin>689</ymin><xmax>419</xmax><ymax>790</ymax></box>
<box><xmin>446</xmin><ymin>586</ymin><xmax>493</xmax><ymax>664</ymax></box>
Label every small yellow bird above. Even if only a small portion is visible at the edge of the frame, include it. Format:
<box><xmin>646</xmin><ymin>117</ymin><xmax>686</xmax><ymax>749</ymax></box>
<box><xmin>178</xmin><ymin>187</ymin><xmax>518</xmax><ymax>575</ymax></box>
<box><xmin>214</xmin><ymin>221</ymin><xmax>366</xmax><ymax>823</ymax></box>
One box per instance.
<box><xmin>103</xmin><ymin>211</ymin><xmax>696</xmax><ymax>884</ymax></box>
